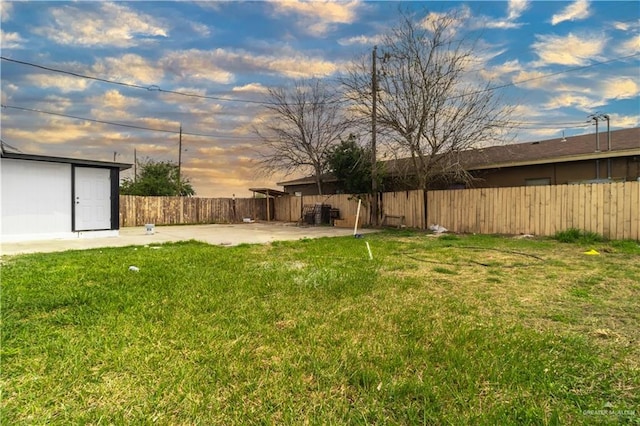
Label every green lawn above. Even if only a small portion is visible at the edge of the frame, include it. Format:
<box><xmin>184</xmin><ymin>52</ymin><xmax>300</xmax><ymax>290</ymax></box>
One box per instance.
<box><xmin>2</xmin><ymin>232</ymin><xmax>639</xmax><ymax>425</ymax></box>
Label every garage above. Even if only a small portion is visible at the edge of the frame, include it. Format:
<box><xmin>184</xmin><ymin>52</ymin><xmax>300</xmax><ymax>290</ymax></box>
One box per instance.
<box><xmin>1</xmin><ymin>151</ymin><xmax>131</xmax><ymax>242</ymax></box>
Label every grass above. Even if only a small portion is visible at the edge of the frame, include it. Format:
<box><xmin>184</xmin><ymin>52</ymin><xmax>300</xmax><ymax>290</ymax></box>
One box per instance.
<box><xmin>2</xmin><ymin>232</ymin><xmax>639</xmax><ymax>424</ymax></box>
<box><xmin>554</xmin><ymin>228</ymin><xmax>606</xmax><ymax>244</ymax></box>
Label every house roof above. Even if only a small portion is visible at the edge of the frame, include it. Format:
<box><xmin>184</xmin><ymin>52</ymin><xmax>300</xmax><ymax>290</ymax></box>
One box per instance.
<box><xmin>278</xmin><ymin>127</ymin><xmax>640</xmax><ymax>185</ymax></box>
<box><xmin>277</xmin><ymin>173</ymin><xmax>337</xmax><ymax>186</ymax></box>
<box><xmin>0</xmin><ymin>151</ymin><xmax>132</xmax><ymax>171</ymax></box>
<box><xmin>459</xmin><ymin>127</ymin><xmax>639</xmax><ymax>170</ymax></box>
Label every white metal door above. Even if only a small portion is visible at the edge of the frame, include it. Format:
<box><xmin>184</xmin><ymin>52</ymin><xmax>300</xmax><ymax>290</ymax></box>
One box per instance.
<box><xmin>74</xmin><ymin>167</ymin><xmax>111</xmax><ymax>231</ymax></box>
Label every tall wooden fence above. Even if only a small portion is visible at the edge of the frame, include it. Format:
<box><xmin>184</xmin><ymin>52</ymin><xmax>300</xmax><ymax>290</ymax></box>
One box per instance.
<box><xmin>120</xmin><ymin>182</ymin><xmax>640</xmax><ymax>240</ymax></box>
<box><xmin>381</xmin><ymin>190</ymin><xmax>426</xmax><ymax>229</ymax></box>
<box><xmin>119</xmin><ymin>195</ymin><xmax>267</xmax><ymax>227</ymax></box>
<box><xmin>272</xmin><ymin>191</ymin><xmax>426</xmax><ymax>228</ymax></box>
<box><xmin>273</xmin><ymin>194</ymin><xmax>372</xmax><ymax>226</ymax></box>
<box><xmin>426</xmin><ymin>181</ymin><xmax>639</xmax><ymax>240</ymax></box>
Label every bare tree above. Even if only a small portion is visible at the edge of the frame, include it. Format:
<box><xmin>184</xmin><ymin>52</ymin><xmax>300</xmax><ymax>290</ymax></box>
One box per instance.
<box><xmin>343</xmin><ymin>9</ymin><xmax>514</xmax><ymax>190</ymax></box>
<box><xmin>255</xmin><ymin>79</ymin><xmax>352</xmax><ymax>195</ymax></box>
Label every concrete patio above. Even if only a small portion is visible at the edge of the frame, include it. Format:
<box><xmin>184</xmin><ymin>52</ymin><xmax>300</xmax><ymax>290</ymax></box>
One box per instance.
<box><xmin>1</xmin><ymin>222</ymin><xmax>378</xmax><ymax>256</ymax></box>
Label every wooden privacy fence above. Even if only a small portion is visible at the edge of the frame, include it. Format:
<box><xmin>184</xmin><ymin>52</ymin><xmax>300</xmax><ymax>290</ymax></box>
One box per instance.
<box><xmin>272</xmin><ymin>191</ymin><xmax>426</xmax><ymax>228</ymax></box>
<box><xmin>427</xmin><ymin>181</ymin><xmax>640</xmax><ymax>240</ymax></box>
<box><xmin>120</xmin><ymin>182</ymin><xmax>639</xmax><ymax>239</ymax></box>
<box><xmin>381</xmin><ymin>190</ymin><xmax>425</xmax><ymax>229</ymax></box>
<box><xmin>119</xmin><ymin>195</ymin><xmax>268</xmax><ymax>227</ymax></box>
<box><xmin>273</xmin><ymin>194</ymin><xmax>372</xmax><ymax>226</ymax></box>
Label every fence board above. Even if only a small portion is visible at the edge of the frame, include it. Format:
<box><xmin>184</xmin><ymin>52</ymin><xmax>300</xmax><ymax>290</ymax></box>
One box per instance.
<box><xmin>625</xmin><ymin>182</ymin><xmax>640</xmax><ymax>240</ymax></box>
<box><xmin>120</xmin><ymin>182</ymin><xmax>639</xmax><ymax>239</ymax></box>
<box><xmin>425</xmin><ymin>181</ymin><xmax>639</xmax><ymax>240</ymax></box>
<box><xmin>119</xmin><ymin>195</ymin><xmax>267</xmax><ymax>227</ymax></box>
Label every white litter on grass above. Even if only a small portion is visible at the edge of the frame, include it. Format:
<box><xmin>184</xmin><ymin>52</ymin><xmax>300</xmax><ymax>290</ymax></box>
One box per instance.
<box><xmin>514</xmin><ymin>234</ymin><xmax>535</xmax><ymax>239</ymax></box>
<box><xmin>429</xmin><ymin>224</ymin><xmax>448</xmax><ymax>234</ymax></box>
<box><xmin>128</xmin><ymin>266</ymin><xmax>140</xmax><ymax>272</ymax></box>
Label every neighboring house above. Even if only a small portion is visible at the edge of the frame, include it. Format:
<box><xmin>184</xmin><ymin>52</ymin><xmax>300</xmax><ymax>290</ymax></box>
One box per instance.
<box><xmin>278</xmin><ymin>127</ymin><xmax>640</xmax><ymax>195</ymax></box>
<box><xmin>1</xmin><ymin>151</ymin><xmax>131</xmax><ymax>242</ymax></box>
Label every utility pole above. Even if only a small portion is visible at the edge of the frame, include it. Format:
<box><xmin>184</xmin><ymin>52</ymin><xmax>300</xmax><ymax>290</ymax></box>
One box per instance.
<box><xmin>113</xmin><ymin>151</ymin><xmax>117</xmax><ymax>162</ymax></box>
<box><xmin>133</xmin><ymin>148</ymin><xmax>137</xmax><ymax>182</ymax></box>
<box><xmin>178</xmin><ymin>124</ymin><xmax>183</xmax><ymax>195</ymax></box>
<box><xmin>600</xmin><ymin>114</ymin><xmax>611</xmax><ymax>179</ymax></box>
<box><xmin>371</xmin><ymin>46</ymin><xmax>379</xmax><ymax>226</ymax></box>
<box><xmin>589</xmin><ymin>114</ymin><xmax>600</xmax><ymax>179</ymax></box>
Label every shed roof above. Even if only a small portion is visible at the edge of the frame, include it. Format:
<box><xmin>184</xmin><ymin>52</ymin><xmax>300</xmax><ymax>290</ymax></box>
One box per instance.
<box><xmin>249</xmin><ymin>187</ymin><xmax>289</xmax><ymax>197</ymax></box>
<box><xmin>1</xmin><ymin>151</ymin><xmax>132</xmax><ymax>171</ymax></box>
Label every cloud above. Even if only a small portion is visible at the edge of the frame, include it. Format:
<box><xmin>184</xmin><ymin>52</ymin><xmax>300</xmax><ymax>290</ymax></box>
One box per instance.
<box><xmin>613</xmin><ymin>21</ymin><xmax>631</xmax><ymax>31</ymax></box>
<box><xmin>1</xmin><ymin>83</ymin><xmax>18</xmax><ymax>104</ymax></box>
<box><xmin>190</xmin><ymin>22</ymin><xmax>211</xmax><ymax>37</ymax></box>
<box><xmin>479</xmin><ymin>59</ymin><xmax>523</xmax><ymax>82</ymax></box>
<box><xmin>160</xmin><ymin>50</ymin><xmax>235</xmax><ymax>84</ymax></box>
<box><xmin>507</xmin><ymin>0</ymin><xmax>529</xmax><ymax>21</ymax></box>
<box><xmin>337</xmin><ymin>34</ymin><xmax>384</xmax><ymax>46</ymax></box>
<box><xmin>232</xmin><ymin>83</ymin><xmax>269</xmax><ymax>94</ymax></box>
<box><xmin>0</xmin><ymin>29</ymin><xmax>24</xmax><ymax>49</ymax></box>
<box><xmin>137</xmin><ymin>117</ymin><xmax>181</xmax><ymax>131</ymax></box>
<box><xmin>481</xmin><ymin>0</ymin><xmax>529</xmax><ymax>29</ymax></box>
<box><xmin>422</xmin><ymin>6</ymin><xmax>472</xmax><ymax>35</ymax></box>
<box><xmin>512</xmin><ymin>69</ymin><xmax>562</xmax><ymax>89</ymax></box>
<box><xmin>543</xmin><ymin>93</ymin><xmax>600</xmax><ymax>111</ymax></box>
<box><xmin>270</xmin><ymin>0</ymin><xmax>362</xmax><ymax>36</ymax></box>
<box><xmin>551</xmin><ymin>0</ymin><xmax>590</xmax><ymax>25</ymax></box>
<box><xmin>90</xmin><ymin>90</ymin><xmax>141</xmax><ymax>110</ymax></box>
<box><xmin>483</xmin><ymin>20</ymin><xmax>522</xmax><ymax>30</ymax></box>
<box><xmin>5</xmin><ymin>119</ymin><xmax>95</xmax><ymax>144</ymax></box>
<box><xmin>1</xmin><ymin>1</ymin><xmax>12</xmax><ymax>21</ymax></box>
<box><xmin>87</xmin><ymin>90</ymin><xmax>142</xmax><ymax>120</ymax></box>
<box><xmin>605</xmin><ymin>113</ymin><xmax>640</xmax><ymax>129</ymax></box>
<box><xmin>617</xmin><ymin>34</ymin><xmax>640</xmax><ymax>55</ymax></box>
<box><xmin>40</xmin><ymin>95</ymin><xmax>73</xmax><ymax>113</ymax></box>
<box><xmin>33</xmin><ymin>2</ymin><xmax>168</xmax><ymax>47</ymax></box>
<box><xmin>532</xmin><ymin>32</ymin><xmax>606</xmax><ymax>66</ymax></box>
<box><xmin>157</xmin><ymin>87</ymin><xmax>211</xmax><ymax>106</ymax></box>
<box><xmin>162</xmin><ymin>47</ymin><xmax>338</xmax><ymax>80</ymax></box>
<box><xmin>92</xmin><ymin>54</ymin><xmax>164</xmax><ymax>85</ymax></box>
<box><xmin>541</xmin><ymin>77</ymin><xmax>638</xmax><ymax>112</ymax></box>
<box><xmin>25</xmin><ymin>74</ymin><xmax>92</xmax><ymax>93</ymax></box>
<box><xmin>601</xmin><ymin>78</ymin><xmax>639</xmax><ymax>100</ymax></box>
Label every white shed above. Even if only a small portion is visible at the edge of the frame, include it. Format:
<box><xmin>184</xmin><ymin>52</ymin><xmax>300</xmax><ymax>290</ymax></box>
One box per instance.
<box><xmin>1</xmin><ymin>151</ymin><xmax>131</xmax><ymax>242</ymax></box>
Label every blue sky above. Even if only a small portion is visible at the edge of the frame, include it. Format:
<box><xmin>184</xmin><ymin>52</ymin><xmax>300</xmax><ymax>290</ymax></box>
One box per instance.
<box><xmin>1</xmin><ymin>1</ymin><xmax>639</xmax><ymax>197</ymax></box>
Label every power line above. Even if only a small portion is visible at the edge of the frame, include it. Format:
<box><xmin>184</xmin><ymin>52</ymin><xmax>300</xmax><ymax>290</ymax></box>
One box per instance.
<box><xmin>3</xmin><ymin>52</ymin><xmax>638</xmax><ymax>107</ymax></box>
<box><xmin>1</xmin><ymin>104</ymin><xmax>259</xmax><ymax>140</ymax></box>
<box><xmin>0</xmin><ymin>56</ymin><xmax>344</xmax><ymax>106</ymax></box>
<box><xmin>1</xmin><ymin>103</ymin><xmax>599</xmax><ymax>134</ymax></box>
<box><xmin>446</xmin><ymin>53</ymin><xmax>640</xmax><ymax>101</ymax></box>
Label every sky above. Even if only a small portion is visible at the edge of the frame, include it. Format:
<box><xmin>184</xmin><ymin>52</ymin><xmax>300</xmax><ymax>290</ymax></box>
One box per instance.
<box><xmin>1</xmin><ymin>0</ymin><xmax>639</xmax><ymax>197</ymax></box>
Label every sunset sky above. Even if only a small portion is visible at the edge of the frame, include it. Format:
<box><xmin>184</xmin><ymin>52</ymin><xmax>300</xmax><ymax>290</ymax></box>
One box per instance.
<box><xmin>1</xmin><ymin>1</ymin><xmax>639</xmax><ymax>197</ymax></box>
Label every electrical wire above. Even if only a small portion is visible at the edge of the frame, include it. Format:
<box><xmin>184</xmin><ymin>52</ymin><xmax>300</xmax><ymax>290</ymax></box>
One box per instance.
<box><xmin>3</xmin><ymin>52</ymin><xmax>638</xmax><ymax>108</ymax></box>
<box><xmin>0</xmin><ymin>56</ymin><xmax>344</xmax><ymax>106</ymax></box>
<box><xmin>445</xmin><ymin>53</ymin><xmax>640</xmax><ymax>101</ymax></box>
<box><xmin>1</xmin><ymin>104</ymin><xmax>259</xmax><ymax>140</ymax></box>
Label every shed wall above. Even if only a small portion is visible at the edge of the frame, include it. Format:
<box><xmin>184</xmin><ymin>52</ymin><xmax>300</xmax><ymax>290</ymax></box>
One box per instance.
<box><xmin>1</xmin><ymin>159</ymin><xmax>72</xmax><ymax>241</ymax></box>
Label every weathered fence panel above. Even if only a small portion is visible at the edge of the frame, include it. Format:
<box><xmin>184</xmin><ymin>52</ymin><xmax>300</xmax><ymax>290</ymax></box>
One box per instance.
<box><xmin>273</xmin><ymin>194</ymin><xmax>371</xmax><ymax>225</ymax></box>
<box><xmin>120</xmin><ymin>182</ymin><xmax>639</xmax><ymax>239</ymax></box>
<box><xmin>380</xmin><ymin>190</ymin><xmax>425</xmax><ymax>229</ymax></box>
<box><xmin>119</xmin><ymin>196</ymin><xmax>267</xmax><ymax>227</ymax></box>
<box><xmin>426</xmin><ymin>181</ymin><xmax>639</xmax><ymax>240</ymax></box>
